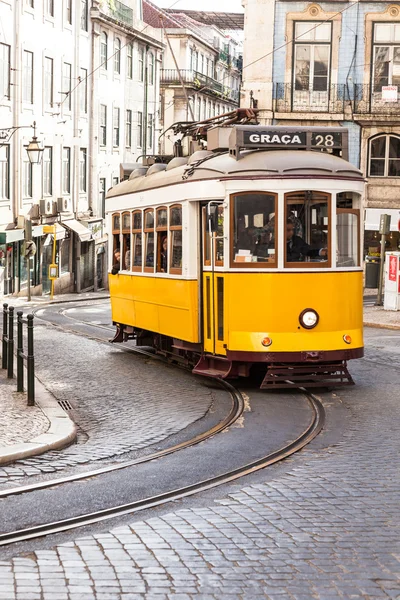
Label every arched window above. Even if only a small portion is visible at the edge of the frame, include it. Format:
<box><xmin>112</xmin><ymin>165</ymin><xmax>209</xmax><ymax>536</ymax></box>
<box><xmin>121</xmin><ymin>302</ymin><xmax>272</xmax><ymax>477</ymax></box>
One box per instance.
<box><xmin>127</xmin><ymin>43</ymin><xmax>133</xmax><ymax>79</ymax></box>
<box><xmin>114</xmin><ymin>38</ymin><xmax>121</xmax><ymax>74</ymax></box>
<box><xmin>369</xmin><ymin>134</ymin><xmax>400</xmax><ymax>177</ymax></box>
<box><xmin>100</xmin><ymin>32</ymin><xmax>108</xmax><ymax>68</ymax></box>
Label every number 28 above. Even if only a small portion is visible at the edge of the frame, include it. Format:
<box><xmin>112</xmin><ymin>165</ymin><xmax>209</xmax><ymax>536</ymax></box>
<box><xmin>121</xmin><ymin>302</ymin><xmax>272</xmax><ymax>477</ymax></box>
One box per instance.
<box><xmin>315</xmin><ymin>134</ymin><xmax>335</xmax><ymax>147</ymax></box>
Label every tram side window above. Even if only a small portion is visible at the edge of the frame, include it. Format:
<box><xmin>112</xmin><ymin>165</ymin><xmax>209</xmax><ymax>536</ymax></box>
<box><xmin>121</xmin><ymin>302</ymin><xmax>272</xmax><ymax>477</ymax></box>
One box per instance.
<box><xmin>232</xmin><ymin>193</ymin><xmax>277</xmax><ymax>266</ymax></box>
<box><xmin>144</xmin><ymin>209</ymin><xmax>155</xmax><ymax>271</ymax></box>
<box><xmin>132</xmin><ymin>211</ymin><xmax>142</xmax><ymax>271</ymax></box>
<box><xmin>122</xmin><ymin>212</ymin><xmax>131</xmax><ymax>270</ymax></box>
<box><xmin>112</xmin><ymin>213</ymin><xmax>121</xmax><ymax>270</ymax></box>
<box><xmin>156</xmin><ymin>207</ymin><xmax>168</xmax><ymax>273</ymax></box>
<box><xmin>285</xmin><ymin>191</ymin><xmax>330</xmax><ymax>266</ymax></box>
<box><xmin>170</xmin><ymin>204</ymin><xmax>182</xmax><ymax>274</ymax></box>
<box><xmin>337</xmin><ymin>211</ymin><xmax>359</xmax><ymax>267</ymax></box>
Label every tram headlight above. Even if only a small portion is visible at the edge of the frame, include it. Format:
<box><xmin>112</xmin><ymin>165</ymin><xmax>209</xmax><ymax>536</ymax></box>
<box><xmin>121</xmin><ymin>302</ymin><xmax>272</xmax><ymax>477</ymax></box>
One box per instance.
<box><xmin>299</xmin><ymin>309</ymin><xmax>319</xmax><ymax>329</ymax></box>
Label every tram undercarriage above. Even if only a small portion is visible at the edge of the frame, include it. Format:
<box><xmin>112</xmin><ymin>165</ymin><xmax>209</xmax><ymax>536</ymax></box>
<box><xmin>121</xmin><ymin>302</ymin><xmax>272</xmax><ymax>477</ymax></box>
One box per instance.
<box><xmin>111</xmin><ymin>324</ymin><xmax>359</xmax><ymax>389</ymax></box>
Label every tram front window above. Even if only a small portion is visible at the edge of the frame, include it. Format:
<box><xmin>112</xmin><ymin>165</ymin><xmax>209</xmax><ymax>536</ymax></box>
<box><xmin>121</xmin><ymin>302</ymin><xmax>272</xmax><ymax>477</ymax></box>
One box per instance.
<box><xmin>232</xmin><ymin>192</ymin><xmax>277</xmax><ymax>266</ymax></box>
<box><xmin>285</xmin><ymin>191</ymin><xmax>329</xmax><ymax>265</ymax></box>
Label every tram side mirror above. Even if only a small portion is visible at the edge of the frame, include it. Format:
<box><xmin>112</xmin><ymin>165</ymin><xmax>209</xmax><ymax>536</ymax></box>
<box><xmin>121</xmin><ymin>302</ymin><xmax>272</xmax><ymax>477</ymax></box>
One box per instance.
<box><xmin>208</xmin><ymin>204</ymin><xmax>219</xmax><ymax>234</ymax></box>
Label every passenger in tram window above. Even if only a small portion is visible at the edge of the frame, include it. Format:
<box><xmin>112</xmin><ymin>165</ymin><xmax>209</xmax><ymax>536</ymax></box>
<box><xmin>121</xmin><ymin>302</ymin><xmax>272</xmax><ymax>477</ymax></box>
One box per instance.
<box><xmin>160</xmin><ymin>236</ymin><xmax>168</xmax><ymax>272</ymax></box>
<box><xmin>111</xmin><ymin>249</ymin><xmax>121</xmax><ymax>274</ymax></box>
<box><xmin>288</xmin><ymin>212</ymin><xmax>303</xmax><ymax>238</ymax></box>
<box><xmin>286</xmin><ymin>220</ymin><xmax>327</xmax><ymax>262</ymax></box>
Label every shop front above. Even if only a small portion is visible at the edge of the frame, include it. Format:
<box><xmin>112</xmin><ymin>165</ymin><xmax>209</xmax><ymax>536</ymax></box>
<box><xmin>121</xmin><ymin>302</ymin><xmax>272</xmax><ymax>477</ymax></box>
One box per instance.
<box><xmin>364</xmin><ymin>208</ymin><xmax>400</xmax><ymax>258</ymax></box>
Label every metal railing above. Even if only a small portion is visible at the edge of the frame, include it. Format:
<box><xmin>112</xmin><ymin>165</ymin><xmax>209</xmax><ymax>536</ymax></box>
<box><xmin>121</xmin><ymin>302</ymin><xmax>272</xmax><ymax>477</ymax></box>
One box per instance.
<box><xmin>275</xmin><ymin>83</ymin><xmax>347</xmax><ymax>113</ymax></box>
<box><xmin>160</xmin><ymin>70</ymin><xmax>240</xmax><ymax>103</ymax></box>
<box><xmin>354</xmin><ymin>84</ymin><xmax>400</xmax><ymax>114</ymax></box>
<box><xmin>108</xmin><ymin>0</ymin><xmax>133</xmax><ymax>26</ymax></box>
<box><xmin>2</xmin><ymin>304</ymin><xmax>35</xmax><ymax>406</ymax></box>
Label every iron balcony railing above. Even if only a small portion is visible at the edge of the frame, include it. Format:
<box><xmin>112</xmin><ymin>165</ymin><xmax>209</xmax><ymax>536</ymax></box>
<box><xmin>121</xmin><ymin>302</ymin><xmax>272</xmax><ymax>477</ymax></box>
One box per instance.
<box><xmin>160</xmin><ymin>69</ymin><xmax>240</xmax><ymax>104</ymax></box>
<box><xmin>275</xmin><ymin>83</ymin><xmax>347</xmax><ymax>113</ymax></box>
<box><xmin>109</xmin><ymin>0</ymin><xmax>133</xmax><ymax>26</ymax></box>
<box><xmin>354</xmin><ymin>84</ymin><xmax>400</xmax><ymax>114</ymax></box>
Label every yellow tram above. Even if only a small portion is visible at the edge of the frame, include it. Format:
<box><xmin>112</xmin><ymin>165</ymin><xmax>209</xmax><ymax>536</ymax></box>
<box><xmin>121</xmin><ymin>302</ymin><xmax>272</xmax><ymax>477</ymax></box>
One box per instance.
<box><xmin>106</xmin><ymin>126</ymin><xmax>364</xmax><ymax>388</ymax></box>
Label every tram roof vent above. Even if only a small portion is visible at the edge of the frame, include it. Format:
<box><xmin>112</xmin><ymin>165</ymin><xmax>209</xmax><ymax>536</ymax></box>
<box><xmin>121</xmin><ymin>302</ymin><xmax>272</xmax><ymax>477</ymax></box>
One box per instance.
<box><xmin>166</xmin><ymin>157</ymin><xmax>189</xmax><ymax>171</ymax></box>
<box><xmin>129</xmin><ymin>167</ymin><xmax>148</xmax><ymax>180</ymax></box>
<box><xmin>188</xmin><ymin>150</ymin><xmax>213</xmax><ymax>164</ymax></box>
<box><xmin>146</xmin><ymin>163</ymin><xmax>168</xmax><ymax>176</ymax></box>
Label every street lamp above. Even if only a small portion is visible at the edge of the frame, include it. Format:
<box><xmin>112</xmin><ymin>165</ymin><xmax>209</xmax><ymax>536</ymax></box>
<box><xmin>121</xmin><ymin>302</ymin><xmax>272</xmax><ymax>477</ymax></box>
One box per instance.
<box><xmin>26</xmin><ymin>122</ymin><xmax>44</xmax><ymax>164</ymax></box>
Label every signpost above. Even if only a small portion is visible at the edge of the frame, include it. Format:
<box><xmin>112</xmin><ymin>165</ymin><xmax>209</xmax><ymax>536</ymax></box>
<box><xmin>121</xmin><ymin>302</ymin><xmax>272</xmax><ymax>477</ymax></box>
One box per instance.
<box><xmin>376</xmin><ymin>214</ymin><xmax>391</xmax><ymax>306</ymax></box>
<box><xmin>43</xmin><ymin>225</ymin><xmax>58</xmax><ymax>299</ymax></box>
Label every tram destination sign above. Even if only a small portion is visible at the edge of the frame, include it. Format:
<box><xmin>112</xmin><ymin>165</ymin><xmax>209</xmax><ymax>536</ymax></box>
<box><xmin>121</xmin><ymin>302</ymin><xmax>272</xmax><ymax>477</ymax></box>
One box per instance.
<box><xmin>229</xmin><ymin>126</ymin><xmax>348</xmax><ymax>160</ymax></box>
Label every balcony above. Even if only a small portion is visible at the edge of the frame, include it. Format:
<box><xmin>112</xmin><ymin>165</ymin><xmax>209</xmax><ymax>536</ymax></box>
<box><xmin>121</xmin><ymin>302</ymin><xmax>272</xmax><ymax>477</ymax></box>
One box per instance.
<box><xmin>106</xmin><ymin>0</ymin><xmax>133</xmax><ymax>26</ymax></box>
<box><xmin>160</xmin><ymin>69</ymin><xmax>239</xmax><ymax>104</ymax></box>
<box><xmin>275</xmin><ymin>83</ymin><xmax>347</xmax><ymax>114</ymax></box>
<box><xmin>354</xmin><ymin>84</ymin><xmax>400</xmax><ymax>115</ymax></box>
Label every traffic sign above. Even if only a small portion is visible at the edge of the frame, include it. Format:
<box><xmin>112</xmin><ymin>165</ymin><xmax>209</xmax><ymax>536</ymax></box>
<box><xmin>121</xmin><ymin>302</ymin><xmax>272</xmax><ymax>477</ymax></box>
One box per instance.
<box><xmin>25</xmin><ymin>241</ymin><xmax>37</xmax><ymax>257</ymax></box>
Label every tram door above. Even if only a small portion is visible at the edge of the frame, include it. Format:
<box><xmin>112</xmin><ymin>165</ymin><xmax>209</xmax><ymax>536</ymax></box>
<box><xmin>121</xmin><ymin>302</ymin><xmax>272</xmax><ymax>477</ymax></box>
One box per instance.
<box><xmin>202</xmin><ymin>202</ymin><xmax>226</xmax><ymax>356</ymax></box>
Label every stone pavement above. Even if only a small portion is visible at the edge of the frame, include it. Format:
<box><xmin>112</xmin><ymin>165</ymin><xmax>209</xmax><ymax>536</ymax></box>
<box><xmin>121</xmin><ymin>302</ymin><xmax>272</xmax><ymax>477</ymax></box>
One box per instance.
<box><xmin>0</xmin><ymin>333</ymin><xmax>399</xmax><ymax>599</ymax></box>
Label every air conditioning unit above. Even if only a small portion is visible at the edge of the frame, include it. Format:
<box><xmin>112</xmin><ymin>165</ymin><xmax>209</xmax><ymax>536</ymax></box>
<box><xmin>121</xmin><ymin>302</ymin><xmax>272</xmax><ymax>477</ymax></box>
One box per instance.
<box><xmin>57</xmin><ymin>197</ymin><xmax>72</xmax><ymax>213</ymax></box>
<box><xmin>39</xmin><ymin>199</ymin><xmax>57</xmax><ymax>216</ymax></box>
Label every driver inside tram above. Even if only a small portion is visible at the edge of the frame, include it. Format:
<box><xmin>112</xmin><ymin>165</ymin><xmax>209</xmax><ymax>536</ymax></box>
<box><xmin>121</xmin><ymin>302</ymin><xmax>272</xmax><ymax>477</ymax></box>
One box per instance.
<box><xmin>286</xmin><ymin>219</ymin><xmax>327</xmax><ymax>262</ymax></box>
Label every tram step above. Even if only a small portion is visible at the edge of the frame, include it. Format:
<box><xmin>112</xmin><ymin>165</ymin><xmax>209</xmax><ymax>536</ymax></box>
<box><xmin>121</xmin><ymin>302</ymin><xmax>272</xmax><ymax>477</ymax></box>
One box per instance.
<box><xmin>260</xmin><ymin>362</ymin><xmax>355</xmax><ymax>389</ymax></box>
<box><xmin>192</xmin><ymin>355</ymin><xmax>234</xmax><ymax>379</ymax></box>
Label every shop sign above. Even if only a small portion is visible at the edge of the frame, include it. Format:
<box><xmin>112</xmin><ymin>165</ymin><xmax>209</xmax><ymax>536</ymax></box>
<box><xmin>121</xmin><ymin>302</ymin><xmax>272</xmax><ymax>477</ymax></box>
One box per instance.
<box><xmin>382</xmin><ymin>86</ymin><xmax>398</xmax><ymax>102</ymax></box>
<box><xmin>389</xmin><ymin>255</ymin><xmax>397</xmax><ymax>282</ymax></box>
<box><xmin>87</xmin><ymin>221</ymin><xmax>103</xmax><ymax>240</ymax></box>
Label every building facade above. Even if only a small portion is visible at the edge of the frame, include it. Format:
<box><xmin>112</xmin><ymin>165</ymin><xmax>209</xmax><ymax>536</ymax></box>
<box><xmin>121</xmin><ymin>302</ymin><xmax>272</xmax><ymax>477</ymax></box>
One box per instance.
<box><xmin>0</xmin><ymin>0</ymin><xmax>162</xmax><ymax>297</ymax></box>
<box><xmin>241</xmin><ymin>0</ymin><xmax>400</xmax><ymax>256</ymax></box>
<box><xmin>143</xmin><ymin>1</ymin><xmax>242</xmax><ymax>156</ymax></box>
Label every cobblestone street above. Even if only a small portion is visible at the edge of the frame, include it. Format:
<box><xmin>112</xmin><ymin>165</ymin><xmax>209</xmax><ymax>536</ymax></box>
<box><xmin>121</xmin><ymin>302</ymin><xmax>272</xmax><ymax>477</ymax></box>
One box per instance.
<box><xmin>0</xmin><ymin>329</ymin><xmax>399</xmax><ymax>599</ymax></box>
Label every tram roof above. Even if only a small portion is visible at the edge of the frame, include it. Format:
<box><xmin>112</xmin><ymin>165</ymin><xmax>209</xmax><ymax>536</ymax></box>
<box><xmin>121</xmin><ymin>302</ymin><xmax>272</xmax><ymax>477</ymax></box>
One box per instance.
<box><xmin>106</xmin><ymin>150</ymin><xmax>364</xmax><ymax>199</ymax></box>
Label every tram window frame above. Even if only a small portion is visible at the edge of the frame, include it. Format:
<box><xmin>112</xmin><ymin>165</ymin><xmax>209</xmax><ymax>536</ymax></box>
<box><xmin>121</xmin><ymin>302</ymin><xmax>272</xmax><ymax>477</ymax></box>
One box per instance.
<box><xmin>131</xmin><ymin>210</ymin><xmax>142</xmax><ymax>272</ymax></box>
<box><xmin>284</xmin><ymin>191</ymin><xmax>331</xmax><ymax>268</ymax></box>
<box><xmin>169</xmin><ymin>204</ymin><xmax>182</xmax><ymax>275</ymax></box>
<box><xmin>112</xmin><ymin>212</ymin><xmax>121</xmax><ymax>270</ymax></box>
<box><xmin>337</xmin><ymin>208</ymin><xmax>360</xmax><ymax>267</ymax></box>
<box><xmin>121</xmin><ymin>211</ymin><xmax>131</xmax><ymax>270</ymax></box>
<box><xmin>144</xmin><ymin>208</ymin><xmax>155</xmax><ymax>272</ymax></box>
<box><xmin>156</xmin><ymin>206</ymin><xmax>168</xmax><ymax>274</ymax></box>
<box><xmin>230</xmin><ymin>192</ymin><xmax>278</xmax><ymax>269</ymax></box>
<box><xmin>203</xmin><ymin>203</ymin><xmax>224</xmax><ymax>267</ymax></box>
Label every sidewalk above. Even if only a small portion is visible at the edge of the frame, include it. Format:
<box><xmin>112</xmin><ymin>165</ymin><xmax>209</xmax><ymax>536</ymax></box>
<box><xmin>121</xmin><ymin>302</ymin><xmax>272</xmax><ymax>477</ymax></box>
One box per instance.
<box><xmin>0</xmin><ymin>289</ymin><xmax>110</xmax><ymax>310</ymax></box>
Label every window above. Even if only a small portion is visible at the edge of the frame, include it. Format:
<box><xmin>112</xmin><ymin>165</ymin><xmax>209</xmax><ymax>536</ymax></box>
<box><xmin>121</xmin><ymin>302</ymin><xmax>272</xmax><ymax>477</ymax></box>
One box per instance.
<box><xmin>100</xmin><ymin>178</ymin><xmax>106</xmax><ymax>218</ymax></box>
<box><xmin>81</xmin><ymin>0</ymin><xmax>88</xmax><ymax>31</ymax></box>
<box><xmin>232</xmin><ymin>193</ymin><xmax>277</xmax><ymax>267</ymax></box>
<box><xmin>100</xmin><ymin>104</ymin><xmax>107</xmax><ymax>146</ymax></box>
<box><xmin>206</xmin><ymin>58</ymin><xmax>209</xmax><ymax>77</ymax></box>
<box><xmin>197</xmin><ymin>97</ymin><xmax>201</xmax><ymax>121</ymax></box>
<box><xmin>79</xmin><ymin>148</ymin><xmax>87</xmax><ymax>193</ymax></box>
<box><xmin>131</xmin><ymin>211</ymin><xmax>142</xmax><ymax>271</ymax></box>
<box><xmin>122</xmin><ymin>212</ymin><xmax>130</xmax><ymax>270</ymax></box>
<box><xmin>113</xmin><ymin>107</ymin><xmax>120</xmax><ymax>147</ymax></box>
<box><xmin>23</xmin><ymin>152</ymin><xmax>33</xmax><ymax>199</ymax></box>
<box><xmin>148</xmin><ymin>52</ymin><xmax>154</xmax><ymax>84</ymax></box>
<box><xmin>66</xmin><ymin>0</ymin><xmax>72</xmax><ymax>24</ymax></box>
<box><xmin>60</xmin><ymin>236</ymin><xmax>70</xmax><ymax>274</ymax></box>
<box><xmin>147</xmin><ymin>113</ymin><xmax>153</xmax><ymax>148</ymax></box>
<box><xmin>170</xmin><ymin>205</ymin><xmax>182</xmax><ymax>274</ymax></box>
<box><xmin>125</xmin><ymin>109</ymin><xmax>132</xmax><ymax>147</ymax></box>
<box><xmin>203</xmin><ymin>98</ymin><xmax>206</xmax><ymax>119</ymax></box>
<box><xmin>44</xmin><ymin>57</ymin><xmax>53</xmax><ymax>107</ymax></box>
<box><xmin>144</xmin><ymin>209</ymin><xmax>155</xmax><ymax>271</ymax></box>
<box><xmin>138</xmin><ymin>45</ymin><xmax>144</xmax><ymax>81</ymax></box>
<box><xmin>23</xmin><ymin>50</ymin><xmax>33</xmax><ymax>104</ymax></box>
<box><xmin>285</xmin><ymin>191</ymin><xmax>330</xmax><ymax>266</ymax></box>
<box><xmin>373</xmin><ymin>23</ymin><xmax>400</xmax><ymax>90</ymax></box>
<box><xmin>46</xmin><ymin>0</ymin><xmax>54</xmax><ymax>17</ymax></box>
<box><xmin>43</xmin><ymin>147</ymin><xmax>52</xmax><ymax>196</ymax></box>
<box><xmin>200</xmin><ymin>54</ymin><xmax>204</xmax><ymax>73</ymax></box>
<box><xmin>112</xmin><ymin>212</ymin><xmax>121</xmax><ymax>261</ymax></box>
<box><xmin>62</xmin><ymin>147</ymin><xmax>71</xmax><ymax>194</ymax></box>
<box><xmin>79</xmin><ymin>68</ymin><xmax>87</xmax><ymax>113</ymax></box>
<box><xmin>369</xmin><ymin>134</ymin><xmax>400</xmax><ymax>177</ymax></box>
<box><xmin>101</xmin><ymin>32</ymin><xmax>108</xmax><ymax>68</ymax></box>
<box><xmin>127</xmin><ymin>43</ymin><xmax>133</xmax><ymax>79</ymax></box>
<box><xmin>63</xmin><ymin>62</ymin><xmax>72</xmax><ymax>110</ymax></box>
<box><xmin>156</xmin><ymin>207</ymin><xmax>168</xmax><ymax>273</ymax></box>
<box><xmin>114</xmin><ymin>38</ymin><xmax>121</xmax><ymax>74</ymax></box>
<box><xmin>0</xmin><ymin>43</ymin><xmax>10</xmax><ymax>100</ymax></box>
<box><xmin>294</xmin><ymin>22</ymin><xmax>331</xmax><ymax>92</ymax></box>
<box><xmin>137</xmin><ymin>111</ymin><xmax>143</xmax><ymax>147</ymax></box>
<box><xmin>0</xmin><ymin>146</ymin><xmax>10</xmax><ymax>200</ymax></box>
<box><xmin>337</xmin><ymin>210</ymin><xmax>360</xmax><ymax>267</ymax></box>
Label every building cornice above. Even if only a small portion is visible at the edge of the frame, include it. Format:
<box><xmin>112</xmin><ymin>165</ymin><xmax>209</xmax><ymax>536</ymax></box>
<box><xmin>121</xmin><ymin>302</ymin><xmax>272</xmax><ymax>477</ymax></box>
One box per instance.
<box><xmin>90</xmin><ymin>8</ymin><xmax>165</xmax><ymax>50</ymax></box>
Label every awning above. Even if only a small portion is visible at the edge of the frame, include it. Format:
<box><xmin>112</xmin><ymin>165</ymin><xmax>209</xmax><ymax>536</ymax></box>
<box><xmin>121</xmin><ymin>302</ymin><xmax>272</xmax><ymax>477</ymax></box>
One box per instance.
<box><xmin>62</xmin><ymin>219</ymin><xmax>92</xmax><ymax>242</ymax></box>
<box><xmin>32</xmin><ymin>224</ymin><xmax>43</xmax><ymax>238</ymax></box>
<box><xmin>365</xmin><ymin>208</ymin><xmax>400</xmax><ymax>232</ymax></box>
<box><xmin>0</xmin><ymin>226</ymin><xmax>24</xmax><ymax>244</ymax></box>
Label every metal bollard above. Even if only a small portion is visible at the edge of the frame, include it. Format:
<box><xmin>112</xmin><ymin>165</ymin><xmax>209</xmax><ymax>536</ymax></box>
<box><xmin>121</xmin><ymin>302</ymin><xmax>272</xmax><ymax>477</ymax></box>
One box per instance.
<box><xmin>7</xmin><ymin>306</ymin><xmax>14</xmax><ymax>379</ymax></box>
<box><xmin>2</xmin><ymin>303</ymin><xmax>8</xmax><ymax>370</ymax></box>
<box><xmin>27</xmin><ymin>314</ymin><xmax>35</xmax><ymax>406</ymax></box>
<box><xmin>17</xmin><ymin>311</ymin><xmax>24</xmax><ymax>393</ymax></box>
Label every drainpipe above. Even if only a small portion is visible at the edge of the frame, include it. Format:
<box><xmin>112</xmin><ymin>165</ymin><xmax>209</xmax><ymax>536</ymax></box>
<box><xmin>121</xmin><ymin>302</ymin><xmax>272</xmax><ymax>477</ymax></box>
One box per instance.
<box><xmin>143</xmin><ymin>44</ymin><xmax>149</xmax><ymax>157</ymax></box>
<box><xmin>73</xmin><ymin>0</ymin><xmax>81</xmax><ymax>293</ymax></box>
